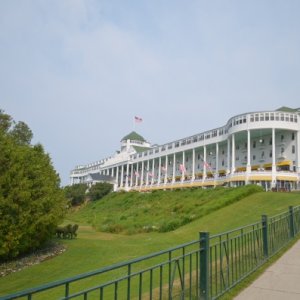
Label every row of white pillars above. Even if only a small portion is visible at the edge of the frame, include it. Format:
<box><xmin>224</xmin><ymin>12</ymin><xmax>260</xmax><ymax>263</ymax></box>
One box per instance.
<box><xmin>109</xmin><ymin>127</ymin><xmax>299</xmax><ymax>189</ymax></box>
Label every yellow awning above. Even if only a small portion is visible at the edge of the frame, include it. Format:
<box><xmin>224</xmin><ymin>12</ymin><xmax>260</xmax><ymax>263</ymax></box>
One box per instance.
<box><xmin>229</xmin><ymin>176</ymin><xmax>246</xmax><ymax>182</ymax></box>
<box><xmin>263</xmin><ymin>163</ymin><xmax>272</xmax><ymax>168</ymax></box>
<box><xmin>249</xmin><ymin>176</ymin><xmax>272</xmax><ymax>181</ymax></box>
<box><xmin>276</xmin><ymin>160</ymin><xmax>292</xmax><ymax>166</ymax></box>
<box><xmin>251</xmin><ymin>165</ymin><xmax>260</xmax><ymax>170</ymax></box>
<box><xmin>218</xmin><ymin>169</ymin><xmax>226</xmax><ymax>174</ymax></box>
<box><xmin>276</xmin><ymin>176</ymin><xmax>298</xmax><ymax>182</ymax></box>
<box><xmin>236</xmin><ymin>167</ymin><xmax>246</xmax><ymax>172</ymax></box>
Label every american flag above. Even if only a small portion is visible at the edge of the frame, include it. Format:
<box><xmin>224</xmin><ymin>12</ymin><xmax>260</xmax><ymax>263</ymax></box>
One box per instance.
<box><xmin>203</xmin><ymin>161</ymin><xmax>210</xmax><ymax>168</ymax></box>
<box><xmin>179</xmin><ymin>164</ymin><xmax>186</xmax><ymax>173</ymax></box>
<box><xmin>134</xmin><ymin>116</ymin><xmax>143</xmax><ymax>123</ymax></box>
<box><xmin>148</xmin><ymin>172</ymin><xmax>154</xmax><ymax>177</ymax></box>
<box><xmin>161</xmin><ymin>166</ymin><xmax>167</xmax><ymax>172</ymax></box>
<box><xmin>134</xmin><ymin>171</ymin><xmax>140</xmax><ymax>177</ymax></box>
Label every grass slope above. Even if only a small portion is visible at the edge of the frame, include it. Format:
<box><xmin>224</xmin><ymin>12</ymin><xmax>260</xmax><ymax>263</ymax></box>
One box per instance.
<box><xmin>1</xmin><ymin>188</ymin><xmax>300</xmax><ymax>298</ymax></box>
<box><xmin>68</xmin><ymin>185</ymin><xmax>263</xmax><ymax>234</ymax></box>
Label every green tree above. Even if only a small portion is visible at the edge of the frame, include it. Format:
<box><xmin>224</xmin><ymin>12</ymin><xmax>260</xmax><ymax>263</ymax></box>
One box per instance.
<box><xmin>0</xmin><ymin>110</ymin><xmax>67</xmax><ymax>260</ymax></box>
<box><xmin>88</xmin><ymin>182</ymin><xmax>113</xmax><ymax>201</ymax></box>
<box><xmin>64</xmin><ymin>183</ymin><xmax>87</xmax><ymax>206</ymax></box>
<box><xmin>10</xmin><ymin>121</ymin><xmax>33</xmax><ymax>145</ymax></box>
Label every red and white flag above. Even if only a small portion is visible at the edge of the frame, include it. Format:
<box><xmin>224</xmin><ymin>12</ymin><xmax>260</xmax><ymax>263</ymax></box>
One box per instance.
<box><xmin>203</xmin><ymin>161</ymin><xmax>210</xmax><ymax>168</ymax></box>
<box><xmin>179</xmin><ymin>164</ymin><xmax>186</xmax><ymax>173</ymax></box>
<box><xmin>134</xmin><ymin>116</ymin><xmax>143</xmax><ymax>123</ymax></box>
<box><xmin>148</xmin><ymin>172</ymin><xmax>154</xmax><ymax>177</ymax></box>
<box><xmin>134</xmin><ymin>171</ymin><xmax>140</xmax><ymax>177</ymax></box>
<box><xmin>161</xmin><ymin>166</ymin><xmax>167</xmax><ymax>173</ymax></box>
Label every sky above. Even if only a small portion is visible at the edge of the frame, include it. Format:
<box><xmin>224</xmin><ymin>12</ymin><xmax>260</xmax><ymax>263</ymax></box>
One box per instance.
<box><xmin>1</xmin><ymin>0</ymin><xmax>300</xmax><ymax>186</ymax></box>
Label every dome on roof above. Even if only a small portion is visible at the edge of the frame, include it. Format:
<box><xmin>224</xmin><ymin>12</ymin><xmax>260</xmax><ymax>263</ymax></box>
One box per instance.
<box><xmin>121</xmin><ymin>131</ymin><xmax>146</xmax><ymax>142</ymax></box>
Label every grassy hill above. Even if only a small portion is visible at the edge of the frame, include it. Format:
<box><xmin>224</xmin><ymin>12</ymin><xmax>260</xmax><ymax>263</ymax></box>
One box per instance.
<box><xmin>68</xmin><ymin>185</ymin><xmax>263</xmax><ymax>234</ymax></box>
<box><xmin>1</xmin><ymin>187</ymin><xmax>300</xmax><ymax>298</ymax></box>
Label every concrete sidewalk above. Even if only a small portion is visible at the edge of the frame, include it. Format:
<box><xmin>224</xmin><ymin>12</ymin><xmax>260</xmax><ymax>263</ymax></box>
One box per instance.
<box><xmin>234</xmin><ymin>239</ymin><xmax>300</xmax><ymax>299</ymax></box>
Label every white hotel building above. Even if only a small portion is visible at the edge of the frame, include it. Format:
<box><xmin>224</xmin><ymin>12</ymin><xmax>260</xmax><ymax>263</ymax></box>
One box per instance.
<box><xmin>70</xmin><ymin>107</ymin><xmax>300</xmax><ymax>191</ymax></box>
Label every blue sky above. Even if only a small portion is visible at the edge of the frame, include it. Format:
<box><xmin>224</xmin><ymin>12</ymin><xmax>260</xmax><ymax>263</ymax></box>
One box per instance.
<box><xmin>1</xmin><ymin>0</ymin><xmax>300</xmax><ymax>185</ymax></box>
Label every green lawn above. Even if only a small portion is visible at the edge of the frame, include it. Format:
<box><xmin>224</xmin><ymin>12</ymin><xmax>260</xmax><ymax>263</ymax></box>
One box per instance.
<box><xmin>1</xmin><ymin>189</ymin><xmax>300</xmax><ymax>299</ymax></box>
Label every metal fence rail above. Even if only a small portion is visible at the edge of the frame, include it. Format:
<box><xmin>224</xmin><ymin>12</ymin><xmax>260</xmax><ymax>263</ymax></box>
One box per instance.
<box><xmin>2</xmin><ymin>205</ymin><xmax>300</xmax><ymax>300</ymax></box>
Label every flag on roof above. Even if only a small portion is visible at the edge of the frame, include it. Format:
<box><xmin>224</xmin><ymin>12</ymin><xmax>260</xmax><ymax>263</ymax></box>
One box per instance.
<box><xmin>134</xmin><ymin>116</ymin><xmax>143</xmax><ymax>123</ymax></box>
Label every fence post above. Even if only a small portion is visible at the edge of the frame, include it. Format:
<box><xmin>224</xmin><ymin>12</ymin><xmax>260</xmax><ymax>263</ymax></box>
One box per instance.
<box><xmin>199</xmin><ymin>232</ymin><xmax>210</xmax><ymax>300</ymax></box>
<box><xmin>262</xmin><ymin>215</ymin><xmax>269</xmax><ymax>258</ymax></box>
<box><xmin>289</xmin><ymin>206</ymin><xmax>295</xmax><ymax>239</ymax></box>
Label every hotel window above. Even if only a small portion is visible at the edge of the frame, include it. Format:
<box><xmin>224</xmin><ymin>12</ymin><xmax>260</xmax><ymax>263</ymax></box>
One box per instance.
<box><xmin>168</xmin><ymin>144</ymin><xmax>172</xmax><ymax>149</ymax></box>
<box><xmin>243</xmin><ymin>116</ymin><xmax>247</xmax><ymax>123</ymax></box>
<box><xmin>253</xmin><ymin>141</ymin><xmax>256</xmax><ymax>148</ymax></box>
<box><xmin>292</xmin><ymin>132</ymin><xmax>295</xmax><ymax>140</ymax></box>
<box><xmin>270</xmin><ymin>113</ymin><xmax>274</xmax><ymax>120</ymax></box>
<box><xmin>193</xmin><ymin>136</ymin><xmax>198</xmax><ymax>142</ymax></box>
<box><xmin>255</xmin><ymin>114</ymin><xmax>259</xmax><ymax>121</ymax></box>
<box><xmin>236</xmin><ymin>145</ymin><xmax>239</xmax><ymax>150</ymax></box>
<box><xmin>281</xmin><ymin>135</ymin><xmax>284</xmax><ymax>141</ymax></box>
<box><xmin>155</xmin><ymin>149</ymin><xmax>159</xmax><ymax>153</ymax></box>
<box><xmin>275</xmin><ymin>113</ymin><xmax>279</xmax><ymax>121</ymax></box>
<box><xmin>222</xmin><ymin>149</ymin><xmax>225</xmax><ymax>155</ymax></box>
<box><xmin>244</xmin><ymin>142</ymin><xmax>247</xmax><ymax>148</ymax></box>
<box><xmin>269</xmin><ymin>138</ymin><xmax>272</xmax><ymax>145</ymax></box>
<box><xmin>260</xmin><ymin>114</ymin><xmax>264</xmax><ymax>121</ymax></box>
<box><xmin>198</xmin><ymin>154</ymin><xmax>200</xmax><ymax>160</ymax></box>
<box><xmin>253</xmin><ymin>155</ymin><xmax>256</xmax><ymax>160</ymax></box>
<box><xmin>222</xmin><ymin>160</ymin><xmax>224</xmax><ymax>166</ymax></box>
<box><xmin>250</xmin><ymin>114</ymin><xmax>254</xmax><ymax>122</ymax></box>
<box><xmin>175</xmin><ymin>142</ymin><xmax>179</xmax><ymax>148</ymax></box>
<box><xmin>281</xmin><ymin>147</ymin><xmax>284</xmax><ymax>155</ymax></box>
<box><xmin>265</xmin><ymin>113</ymin><xmax>269</xmax><ymax>121</ymax></box>
<box><xmin>269</xmin><ymin>150</ymin><xmax>272</xmax><ymax>158</ymax></box>
<box><xmin>261</xmin><ymin>151</ymin><xmax>265</xmax><ymax>158</ymax></box>
<box><xmin>280</xmin><ymin>114</ymin><xmax>284</xmax><ymax>121</ymax></box>
<box><xmin>292</xmin><ymin>145</ymin><xmax>295</xmax><ymax>154</ymax></box>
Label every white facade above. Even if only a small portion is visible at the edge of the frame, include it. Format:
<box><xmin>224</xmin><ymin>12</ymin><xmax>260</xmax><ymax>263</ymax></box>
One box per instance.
<box><xmin>70</xmin><ymin>108</ymin><xmax>300</xmax><ymax>191</ymax></box>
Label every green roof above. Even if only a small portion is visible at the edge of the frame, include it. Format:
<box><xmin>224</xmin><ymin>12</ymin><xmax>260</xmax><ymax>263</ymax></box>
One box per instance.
<box><xmin>276</xmin><ymin>106</ymin><xmax>300</xmax><ymax>112</ymax></box>
<box><xmin>121</xmin><ymin>131</ymin><xmax>146</xmax><ymax>142</ymax></box>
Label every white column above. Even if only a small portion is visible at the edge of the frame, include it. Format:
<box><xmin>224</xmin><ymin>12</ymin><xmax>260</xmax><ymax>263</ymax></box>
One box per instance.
<box><xmin>181</xmin><ymin>151</ymin><xmax>185</xmax><ymax>182</ymax></box>
<box><xmin>130</xmin><ymin>164</ymin><xmax>133</xmax><ymax>187</ymax></box>
<box><xmin>227</xmin><ymin>138</ymin><xmax>230</xmax><ymax>174</ymax></box>
<box><xmin>125</xmin><ymin>163</ymin><xmax>129</xmax><ymax>188</ymax></box>
<box><xmin>141</xmin><ymin>161</ymin><xmax>144</xmax><ymax>187</ymax></box>
<box><xmin>135</xmin><ymin>163</ymin><xmax>139</xmax><ymax>186</ymax></box>
<box><xmin>172</xmin><ymin>153</ymin><xmax>176</xmax><ymax>183</ymax></box>
<box><xmin>192</xmin><ymin>148</ymin><xmax>195</xmax><ymax>181</ymax></box>
<box><xmin>112</xmin><ymin>167</ymin><xmax>114</xmax><ymax>177</ymax></box>
<box><xmin>151</xmin><ymin>159</ymin><xmax>155</xmax><ymax>185</ymax></box>
<box><xmin>146</xmin><ymin>160</ymin><xmax>150</xmax><ymax>186</ymax></box>
<box><xmin>164</xmin><ymin>155</ymin><xmax>168</xmax><ymax>184</ymax></box>
<box><xmin>231</xmin><ymin>133</ymin><xmax>235</xmax><ymax>173</ymax></box>
<box><xmin>203</xmin><ymin>146</ymin><xmax>207</xmax><ymax>180</ymax></box>
<box><xmin>116</xmin><ymin>166</ymin><xmax>119</xmax><ymax>187</ymax></box>
<box><xmin>215</xmin><ymin>143</ymin><xmax>219</xmax><ymax>178</ymax></box>
<box><xmin>158</xmin><ymin>157</ymin><xmax>162</xmax><ymax>185</ymax></box>
<box><xmin>247</xmin><ymin>130</ymin><xmax>251</xmax><ymax>173</ymax></box>
<box><xmin>297</xmin><ymin>130</ymin><xmax>300</xmax><ymax>173</ymax></box>
<box><xmin>272</xmin><ymin>128</ymin><xmax>276</xmax><ymax>187</ymax></box>
<box><xmin>120</xmin><ymin>165</ymin><xmax>124</xmax><ymax>187</ymax></box>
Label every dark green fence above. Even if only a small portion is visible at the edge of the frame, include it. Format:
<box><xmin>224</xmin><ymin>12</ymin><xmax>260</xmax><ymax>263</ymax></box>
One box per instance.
<box><xmin>2</xmin><ymin>206</ymin><xmax>300</xmax><ymax>300</ymax></box>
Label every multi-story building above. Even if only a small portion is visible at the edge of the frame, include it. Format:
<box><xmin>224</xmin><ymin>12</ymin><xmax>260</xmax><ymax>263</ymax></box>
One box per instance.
<box><xmin>70</xmin><ymin>107</ymin><xmax>300</xmax><ymax>191</ymax></box>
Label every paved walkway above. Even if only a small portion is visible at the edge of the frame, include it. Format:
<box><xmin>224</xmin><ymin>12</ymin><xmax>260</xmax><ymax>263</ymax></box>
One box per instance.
<box><xmin>235</xmin><ymin>239</ymin><xmax>300</xmax><ymax>299</ymax></box>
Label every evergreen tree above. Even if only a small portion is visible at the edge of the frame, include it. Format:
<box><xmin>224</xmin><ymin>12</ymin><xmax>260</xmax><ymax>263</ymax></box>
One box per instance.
<box><xmin>0</xmin><ymin>110</ymin><xmax>67</xmax><ymax>260</ymax></box>
<box><xmin>89</xmin><ymin>182</ymin><xmax>113</xmax><ymax>201</ymax></box>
